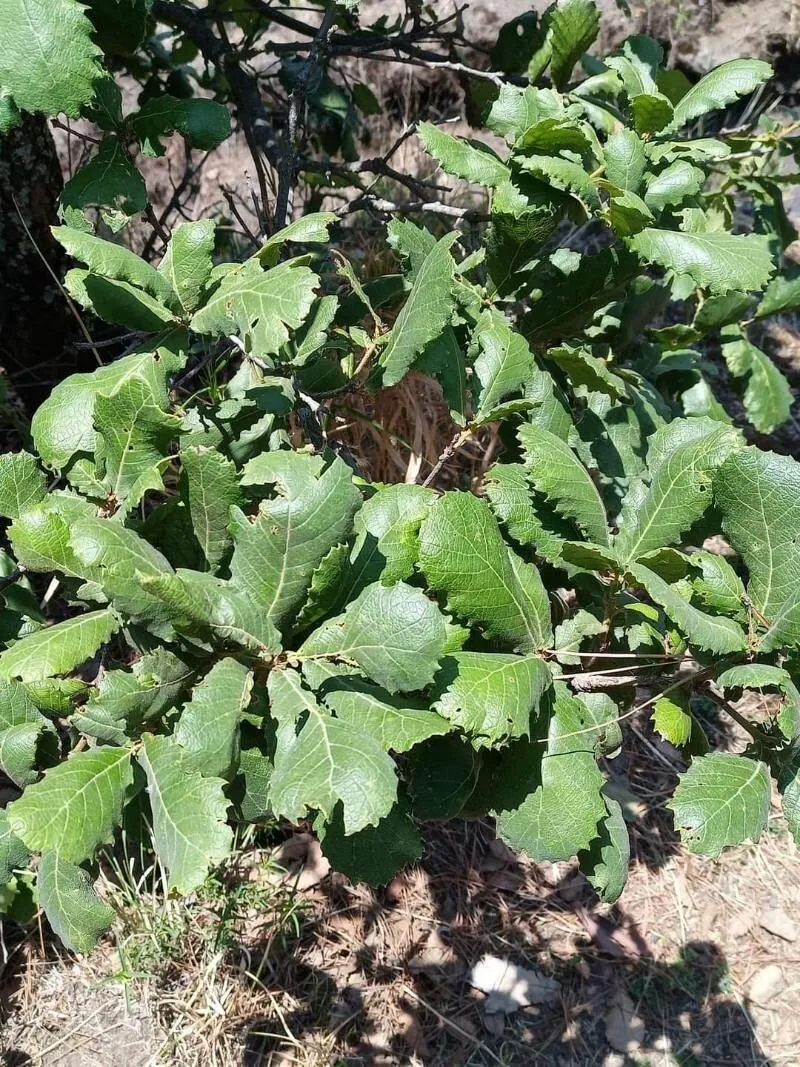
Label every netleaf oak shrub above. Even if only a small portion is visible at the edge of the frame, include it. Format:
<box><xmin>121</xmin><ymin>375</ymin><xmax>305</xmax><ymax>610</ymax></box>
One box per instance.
<box><xmin>2</xmin><ymin>0</ymin><xmax>800</xmax><ymax>952</ymax></box>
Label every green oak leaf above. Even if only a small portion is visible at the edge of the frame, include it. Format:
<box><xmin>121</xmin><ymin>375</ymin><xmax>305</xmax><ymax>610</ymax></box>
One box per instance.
<box><xmin>182</xmin><ymin>446</ymin><xmax>243</xmax><ymax>571</ymax></box>
<box><xmin>669</xmin><ymin>753</ymin><xmax>770</xmax><ymax>857</ymax></box>
<box><xmin>495</xmin><ymin>684</ymin><xmax>607</xmax><ymax>861</ymax></box>
<box><xmin>0</xmin><ymin>610</ymin><xmax>119</xmax><ymax>683</ymax></box>
<box><xmin>299</xmin><ymin>581</ymin><xmax>452</xmax><ymax>694</ymax></box>
<box><xmin>190</xmin><ymin>258</ymin><xmax>318</xmax><ymax>358</ymax></box>
<box><xmin>38</xmin><ymin>853</ymin><xmax>115</xmax><ymax>953</ymax></box>
<box><xmin>432</xmin><ymin>652</ymin><xmax>551</xmax><ymax>748</ymax></box>
<box><xmin>417</xmin><ymin>123</ymin><xmax>509</xmax><ymax>186</ymax></box>
<box><xmin>628</xmin><ymin>564</ymin><xmax>747</xmax><ymax>655</ymax></box>
<box><xmin>268</xmin><ymin>668</ymin><xmax>397</xmax><ymax>834</ymax></box>
<box><xmin>715</xmin><ymin>448</ymin><xmax>800</xmax><ymax>650</ymax></box>
<box><xmin>379</xmin><ymin>232</ymin><xmax>458</xmax><ymax>387</ymax></box>
<box><xmin>231</xmin><ymin>451</ymin><xmax>361</xmax><ymax>631</ymax></box>
<box><xmin>0</xmin><ymin>0</ymin><xmax>100</xmax><ymax>121</ymax></box>
<box><xmin>419</xmin><ymin>492</ymin><xmax>552</xmax><ymax>652</ymax></box>
<box><xmin>174</xmin><ymin>658</ymin><xmax>253</xmax><ymax>779</ymax></box>
<box><xmin>8</xmin><ymin>746</ymin><xmax>133</xmax><ymax>862</ymax></box>
<box><xmin>137</xmin><ymin>733</ymin><xmax>233</xmax><ymax>894</ymax></box>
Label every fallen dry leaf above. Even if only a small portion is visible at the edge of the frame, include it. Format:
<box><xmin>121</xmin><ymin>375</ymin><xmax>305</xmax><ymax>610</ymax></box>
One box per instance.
<box><xmin>605</xmin><ymin>989</ymin><xmax>645</xmax><ymax>1053</ymax></box>
<box><xmin>273</xmin><ymin>833</ymin><xmax>331</xmax><ymax>891</ymax></box>
<box><xmin>759</xmin><ymin>908</ymin><xmax>797</xmax><ymax>943</ymax></box>
<box><xmin>469</xmin><ymin>954</ymin><xmax>559</xmax><ymax>1014</ymax></box>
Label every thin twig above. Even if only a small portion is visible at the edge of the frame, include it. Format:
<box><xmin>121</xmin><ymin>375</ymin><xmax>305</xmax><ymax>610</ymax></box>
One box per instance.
<box><xmin>422</xmin><ymin>428</ymin><xmax>473</xmax><ymax>487</ymax></box>
<box><xmin>11</xmin><ymin>194</ymin><xmax>102</xmax><ymax>366</ymax></box>
<box><xmin>274</xmin><ymin>1</ymin><xmax>338</xmax><ymax>231</ymax></box>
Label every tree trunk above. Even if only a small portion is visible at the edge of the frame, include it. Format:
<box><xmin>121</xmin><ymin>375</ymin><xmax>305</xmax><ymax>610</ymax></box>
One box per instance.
<box><xmin>0</xmin><ymin>115</ymin><xmax>70</xmax><ymax>413</ymax></box>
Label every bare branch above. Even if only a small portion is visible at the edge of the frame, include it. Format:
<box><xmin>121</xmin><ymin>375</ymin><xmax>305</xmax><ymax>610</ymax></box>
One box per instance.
<box><xmin>274</xmin><ymin>2</ymin><xmax>338</xmax><ymax>230</ymax></box>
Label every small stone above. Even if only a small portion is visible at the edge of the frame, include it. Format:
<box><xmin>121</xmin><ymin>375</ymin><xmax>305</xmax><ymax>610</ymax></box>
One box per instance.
<box><xmin>749</xmin><ymin>964</ymin><xmax>785</xmax><ymax>1006</ymax></box>
<box><xmin>759</xmin><ymin>908</ymin><xmax>797</xmax><ymax>942</ymax></box>
<box><xmin>605</xmin><ymin>990</ymin><xmax>645</xmax><ymax>1053</ymax></box>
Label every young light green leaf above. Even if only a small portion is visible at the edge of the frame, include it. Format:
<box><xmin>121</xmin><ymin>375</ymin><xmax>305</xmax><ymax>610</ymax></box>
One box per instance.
<box><xmin>158</xmin><ymin>220</ymin><xmax>216</xmax><ymax>315</ymax></box>
<box><xmin>754</xmin><ymin>273</ymin><xmax>800</xmax><ymax>320</ymax></box>
<box><xmin>603</xmin><ymin>129</ymin><xmax>646</xmax><ymax>192</ymax></box>
<box><xmin>432</xmin><ymin>652</ymin><xmax>551</xmax><ymax>748</ymax></box>
<box><xmin>299</xmin><ymin>581</ymin><xmax>452</xmax><ymax>693</ymax></box>
<box><xmin>182</xmin><ymin>446</ymin><xmax>243</xmax><ymax>570</ymax></box>
<box><xmin>0</xmin><ymin>610</ymin><xmax>119</xmax><ymax>683</ymax></box>
<box><xmin>722</xmin><ymin>334</ymin><xmax>792</xmax><ymax>434</ymax></box>
<box><xmin>471</xmin><ymin>309</ymin><xmax>536</xmax><ymax>421</ymax></box>
<box><xmin>643</xmin><ymin>161</ymin><xmax>705</xmax><ymax>212</ymax></box>
<box><xmin>268</xmin><ymin>669</ymin><xmax>397</xmax><ymax>834</ymax></box>
<box><xmin>379</xmin><ymin>233</ymin><xmax>458</xmax><ymax>387</ymax></box>
<box><xmin>628</xmin><ymin>564</ymin><xmax>747</xmax><ymax>654</ymax></box>
<box><xmin>419</xmin><ymin>492</ymin><xmax>552</xmax><ymax>652</ymax></box>
<box><xmin>652</xmin><ymin>690</ymin><xmax>693</xmax><ymax>746</ymax></box>
<box><xmin>518</xmin><ymin>424</ymin><xmax>609</xmax><ymax>546</ymax></box>
<box><xmin>417</xmin><ymin>123</ymin><xmax>509</xmax><ymax>187</ymax></box>
<box><xmin>669</xmin><ymin>59</ymin><xmax>772</xmax><ymax>130</ymax></box>
<box><xmin>37</xmin><ymin>853</ymin><xmax>115</xmax><ymax>954</ymax></box>
<box><xmin>317</xmin><ymin>483</ymin><xmax>434</xmax><ymax>619</ymax></box>
<box><xmin>174</xmin><ymin>658</ymin><xmax>253</xmax><ymax>778</ymax></box>
<box><xmin>256</xmin><ymin>211</ymin><xmax>338</xmax><ymax>267</ymax></box>
<box><xmin>553</xmin><ymin>609</ymin><xmax>605</xmax><ymax>664</ymax></box>
<box><xmin>138</xmin><ymin>734</ymin><xmax>233</xmax><ymax>894</ymax></box>
<box><xmin>669</xmin><ymin>753</ymin><xmax>770</xmax><ymax>857</ymax></box>
<box><xmin>8</xmin><ymin>746</ymin><xmax>132</xmax><ymax>862</ymax></box>
<box><xmin>629</xmin><ymin>229</ymin><xmax>774</xmax><ymax>295</ymax></box>
<box><xmin>614</xmin><ymin>419</ymin><xmax>742</xmax><ymax>564</ymax></box>
<box><xmin>190</xmin><ymin>259</ymin><xmax>318</xmax><ymax>358</ymax></box>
